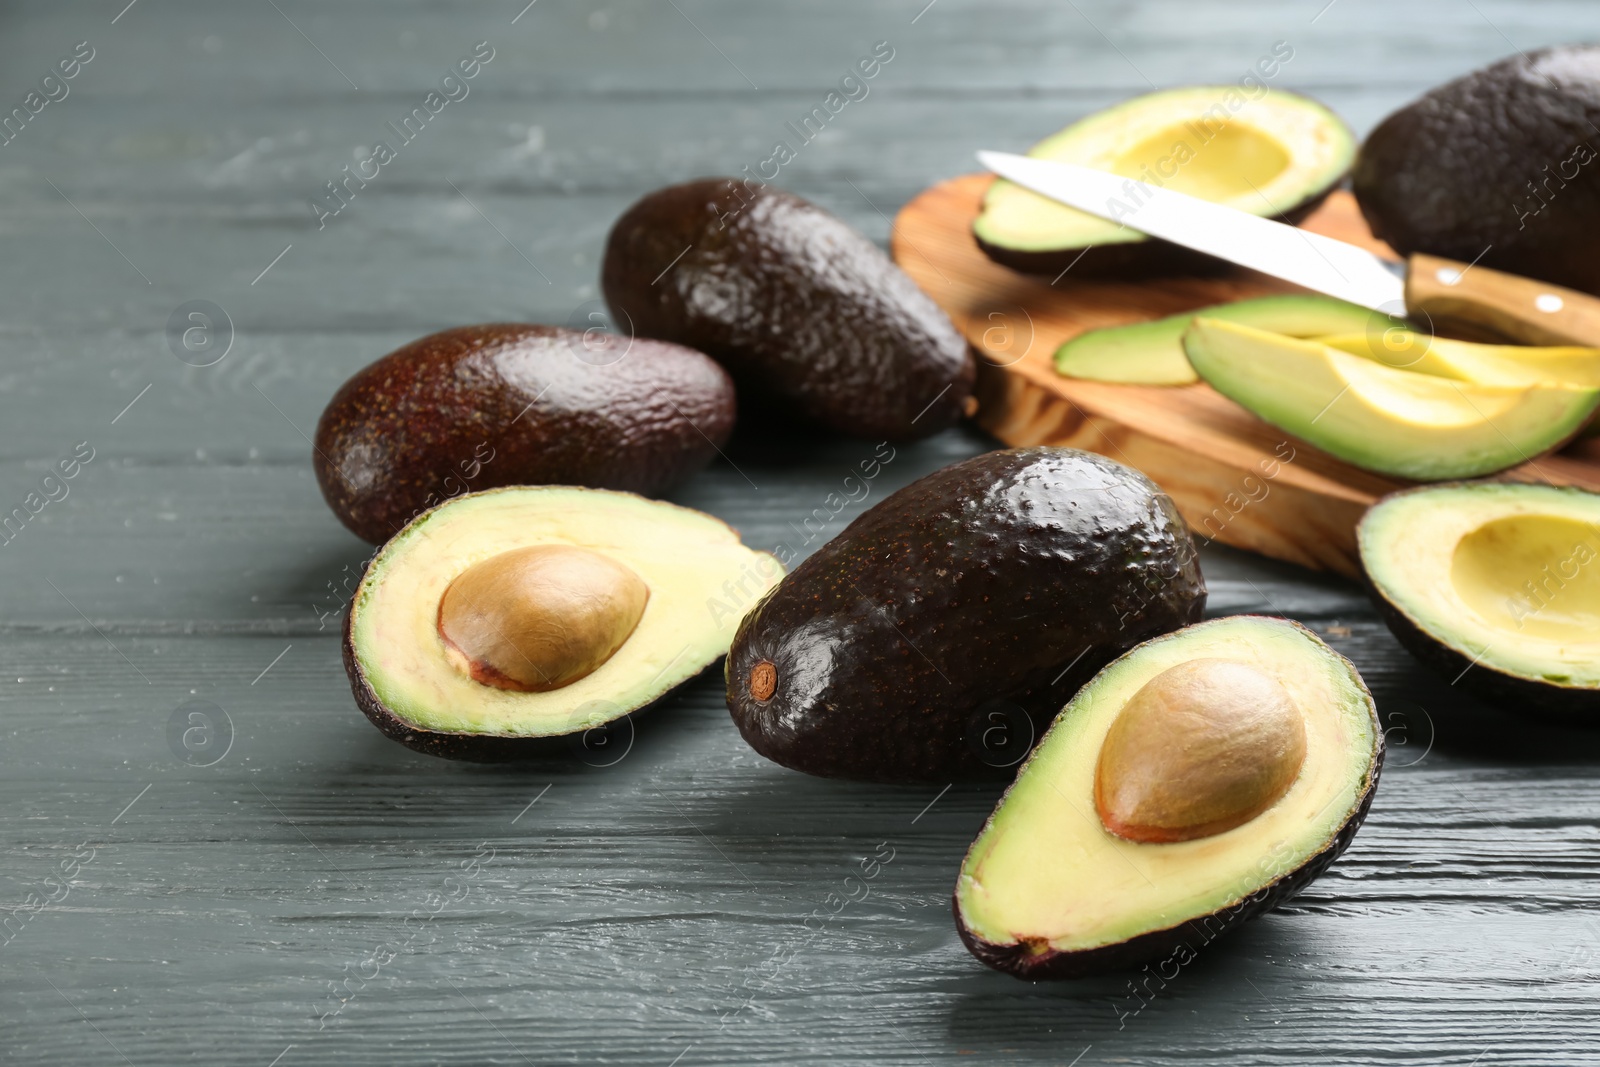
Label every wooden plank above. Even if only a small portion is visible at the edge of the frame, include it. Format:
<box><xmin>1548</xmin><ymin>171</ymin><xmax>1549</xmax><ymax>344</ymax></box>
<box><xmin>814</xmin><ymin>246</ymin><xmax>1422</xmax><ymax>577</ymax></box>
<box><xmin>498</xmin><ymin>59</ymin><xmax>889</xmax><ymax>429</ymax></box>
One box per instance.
<box><xmin>891</xmin><ymin>174</ymin><xmax>1600</xmax><ymax>575</ymax></box>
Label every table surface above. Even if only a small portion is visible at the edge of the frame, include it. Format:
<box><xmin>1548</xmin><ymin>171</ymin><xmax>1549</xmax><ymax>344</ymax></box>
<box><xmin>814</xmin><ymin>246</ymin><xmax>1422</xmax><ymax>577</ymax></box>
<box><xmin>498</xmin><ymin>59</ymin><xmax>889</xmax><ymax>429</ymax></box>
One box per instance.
<box><xmin>5</xmin><ymin>2</ymin><xmax>1600</xmax><ymax>1064</ymax></box>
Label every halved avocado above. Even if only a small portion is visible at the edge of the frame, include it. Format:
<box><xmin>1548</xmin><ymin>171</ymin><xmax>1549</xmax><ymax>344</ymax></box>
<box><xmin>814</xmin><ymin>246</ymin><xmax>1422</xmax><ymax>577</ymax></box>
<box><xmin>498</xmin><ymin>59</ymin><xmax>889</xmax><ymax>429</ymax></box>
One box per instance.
<box><xmin>343</xmin><ymin>486</ymin><xmax>782</xmax><ymax>760</ymax></box>
<box><xmin>975</xmin><ymin>87</ymin><xmax>1356</xmax><ymax>278</ymax></box>
<box><xmin>1359</xmin><ymin>482</ymin><xmax>1600</xmax><ymax>719</ymax></box>
<box><xmin>1184</xmin><ymin>318</ymin><xmax>1600</xmax><ymax>480</ymax></box>
<box><xmin>954</xmin><ymin>616</ymin><xmax>1382</xmax><ymax>980</ymax></box>
<box><xmin>1055</xmin><ymin>294</ymin><xmax>1384</xmax><ymax>385</ymax></box>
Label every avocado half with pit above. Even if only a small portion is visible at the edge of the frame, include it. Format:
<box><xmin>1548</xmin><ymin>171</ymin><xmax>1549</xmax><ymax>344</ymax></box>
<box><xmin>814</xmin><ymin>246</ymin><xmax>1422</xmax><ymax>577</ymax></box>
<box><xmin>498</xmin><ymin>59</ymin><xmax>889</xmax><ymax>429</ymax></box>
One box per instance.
<box><xmin>955</xmin><ymin>615</ymin><xmax>1382</xmax><ymax>979</ymax></box>
<box><xmin>975</xmin><ymin>86</ymin><xmax>1356</xmax><ymax>278</ymax></box>
<box><xmin>1359</xmin><ymin>482</ymin><xmax>1600</xmax><ymax>719</ymax></box>
<box><xmin>343</xmin><ymin>486</ymin><xmax>782</xmax><ymax>760</ymax></box>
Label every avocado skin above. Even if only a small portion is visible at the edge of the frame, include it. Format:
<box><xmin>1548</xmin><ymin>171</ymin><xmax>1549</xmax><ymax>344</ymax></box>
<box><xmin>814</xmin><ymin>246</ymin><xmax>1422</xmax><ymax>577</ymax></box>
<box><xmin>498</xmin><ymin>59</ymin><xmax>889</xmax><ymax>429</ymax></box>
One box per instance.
<box><xmin>601</xmin><ymin>179</ymin><xmax>975</xmax><ymax>440</ymax></box>
<box><xmin>955</xmin><ymin>618</ymin><xmax>1383</xmax><ymax>979</ymax></box>
<box><xmin>314</xmin><ymin>324</ymin><xmax>735</xmax><ymax>544</ymax></box>
<box><xmin>976</xmin><ymin>191</ymin><xmax>1335</xmax><ymax>280</ymax></box>
<box><xmin>1353</xmin><ymin>46</ymin><xmax>1600</xmax><ymax>297</ymax></box>
<box><xmin>725</xmin><ymin>447</ymin><xmax>1206</xmax><ymax>783</ymax></box>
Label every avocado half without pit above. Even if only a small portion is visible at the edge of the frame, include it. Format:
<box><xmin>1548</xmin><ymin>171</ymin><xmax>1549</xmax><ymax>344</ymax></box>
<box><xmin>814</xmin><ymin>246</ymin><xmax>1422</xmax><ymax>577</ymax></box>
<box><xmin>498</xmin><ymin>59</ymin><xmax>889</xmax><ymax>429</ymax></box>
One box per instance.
<box><xmin>955</xmin><ymin>616</ymin><xmax>1382</xmax><ymax>980</ymax></box>
<box><xmin>974</xmin><ymin>86</ymin><xmax>1355</xmax><ymax>278</ymax></box>
<box><xmin>1360</xmin><ymin>482</ymin><xmax>1600</xmax><ymax>718</ymax></box>
<box><xmin>343</xmin><ymin>486</ymin><xmax>781</xmax><ymax>760</ymax></box>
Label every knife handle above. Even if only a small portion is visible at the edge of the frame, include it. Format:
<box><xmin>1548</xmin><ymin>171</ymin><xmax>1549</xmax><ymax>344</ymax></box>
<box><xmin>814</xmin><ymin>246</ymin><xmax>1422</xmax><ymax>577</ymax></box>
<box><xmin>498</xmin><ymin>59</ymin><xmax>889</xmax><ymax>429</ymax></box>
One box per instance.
<box><xmin>1404</xmin><ymin>252</ymin><xmax>1600</xmax><ymax>347</ymax></box>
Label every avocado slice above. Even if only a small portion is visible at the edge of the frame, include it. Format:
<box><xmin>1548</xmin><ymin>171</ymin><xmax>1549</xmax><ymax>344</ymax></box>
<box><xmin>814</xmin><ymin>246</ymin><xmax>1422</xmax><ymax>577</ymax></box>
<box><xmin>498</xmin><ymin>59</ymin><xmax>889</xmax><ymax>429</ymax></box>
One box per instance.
<box><xmin>602</xmin><ymin>179</ymin><xmax>975</xmax><ymax>441</ymax></box>
<box><xmin>343</xmin><ymin>486</ymin><xmax>781</xmax><ymax>760</ymax></box>
<box><xmin>955</xmin><ymin>615</ymin><xmax>1382</xmax><ymax>980</ymax></box>
<box><xmin>975</xmin><ymin>87</ymin><xmax>1356</xmax><ymax>278</ymax></box>
<box><xmin>1359</xmin><ymin>482</ymin><xmax>1600</xmax><ymax>718</ymax></box>
<box><xmin>1184</xmin><ymin>318</ymin><xmax>1600</xmax><ymax>480</ymax></box>
<box><xmin>315</xmin><ymin>324</ymin><xmax>736</xmax><ymax>545</ymax></box>
<box><xmin>1354</xmin><ymin>45</ymin><xmax>1600</xmax><ymax>298</ymax></box>
<box><xmin>1319</xmin><ymin>331</ymin><xmax>1600</xmax><ymax>388</ymax></box>
<box><xmin>1055</xmin><ymin>294</ymin><xmax>1385</xmax><ymax>385</ymax></box>
<box><xmin>726</xmin><ymin>447</ymin><xmax>1205</xmax><ymax>783</ymax></box>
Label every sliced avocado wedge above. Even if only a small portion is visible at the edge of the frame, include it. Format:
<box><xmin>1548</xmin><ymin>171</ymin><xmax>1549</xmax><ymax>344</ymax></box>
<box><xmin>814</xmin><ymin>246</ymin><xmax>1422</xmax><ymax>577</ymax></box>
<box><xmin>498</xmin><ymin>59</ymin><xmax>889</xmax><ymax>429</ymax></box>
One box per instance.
<box><xmin>1320</xmin><ymin>331</ymin><xmax>1600</xmax><ymax>388</ymax></box>
<box><xmin>1360</xmin><ymin>482</ymin><xmax>1600</xmax><ymax>718</ymax></box>
<box><xmin>955</xmin><ymin>616</ymin><xmax>1381</xmax><ymax>980</ymax></box>
<box><xmin>975</xmin><ymin>87</ymin><xmax>1356</xmax><ymax>278</ymax></box>
<box><xmin>1184</xmin><ymin>319</ymin><xmax>1600</xmax><ymax>480</ymax></box>
<box><xmin>1055</xmin><ymin>294</ymin><xmax>1383</xmax><ymax>385</ymax></box>
<box><xmin>343</xmin><ymin>486</ymin><xmax>782</xmax><ymax>760</ymax></box>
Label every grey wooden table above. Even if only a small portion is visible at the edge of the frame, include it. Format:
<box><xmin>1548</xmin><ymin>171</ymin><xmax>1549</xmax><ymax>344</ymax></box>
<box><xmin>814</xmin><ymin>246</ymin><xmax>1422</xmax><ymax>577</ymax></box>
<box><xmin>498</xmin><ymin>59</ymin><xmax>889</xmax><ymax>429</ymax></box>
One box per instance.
<box><xmin>5</xmin><ymin>1</ymin><xmax>1600</xmax><ymax>1064</ymax></box>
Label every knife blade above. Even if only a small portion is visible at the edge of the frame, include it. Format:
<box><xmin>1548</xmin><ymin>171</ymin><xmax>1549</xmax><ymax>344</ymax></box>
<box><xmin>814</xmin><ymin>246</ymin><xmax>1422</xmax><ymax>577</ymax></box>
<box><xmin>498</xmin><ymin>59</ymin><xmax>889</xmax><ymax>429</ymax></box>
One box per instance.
<box><xmin>976</xmin><ymin>149</ymin><xmax>1600</xmax><ymax>347</ymax></box>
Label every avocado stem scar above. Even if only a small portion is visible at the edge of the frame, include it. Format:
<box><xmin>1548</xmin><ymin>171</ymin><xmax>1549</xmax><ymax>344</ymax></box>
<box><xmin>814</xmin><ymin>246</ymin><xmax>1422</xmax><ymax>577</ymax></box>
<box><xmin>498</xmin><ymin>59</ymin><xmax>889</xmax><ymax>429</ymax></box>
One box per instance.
<box><xmin>750</xmin><ymin>660</ymin><xmax>777</xmax><ymax>702</ymax></box>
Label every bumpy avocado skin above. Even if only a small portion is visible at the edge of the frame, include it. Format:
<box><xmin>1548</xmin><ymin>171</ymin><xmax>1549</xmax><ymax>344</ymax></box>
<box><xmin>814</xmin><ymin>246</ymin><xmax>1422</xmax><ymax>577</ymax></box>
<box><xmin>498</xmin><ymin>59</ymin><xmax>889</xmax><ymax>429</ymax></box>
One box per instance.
<box><xmin>314</xmin><ymin>324</ymin><xmax>736</xmax><ymax>544</ymax></box>
<box><xmin>1353</xmin><ymin>46</ymin><xmax>1600</xmax><ymax>297</ymax></box>
<box><xmin>725</xmin><ymin>448</ymin><xmax>1206</xmax><ymax>783</ymax></box>
<box><xmin>955</xmin><ymin>617</ymin><xmax>1384</xmax><ymax>979</ymax></box>
<box><xmin>601</xmin><ymin>179</ymin><xmax>975</xmax><ymax>440</ymax></box>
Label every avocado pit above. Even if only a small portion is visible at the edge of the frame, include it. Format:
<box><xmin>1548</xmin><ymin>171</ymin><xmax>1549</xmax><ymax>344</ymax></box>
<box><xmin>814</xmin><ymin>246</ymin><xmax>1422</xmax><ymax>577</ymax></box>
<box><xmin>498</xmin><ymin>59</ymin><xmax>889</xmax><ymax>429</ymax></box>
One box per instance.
<box><xmin>1094</xmin><ymin>658</ymin><xmax>1307</xmax><ymax>844</ymax></box>
<box><xmin>437</xmin><ymin>544</ymin><xmax>649</xmax><ymax>693</ymax></box>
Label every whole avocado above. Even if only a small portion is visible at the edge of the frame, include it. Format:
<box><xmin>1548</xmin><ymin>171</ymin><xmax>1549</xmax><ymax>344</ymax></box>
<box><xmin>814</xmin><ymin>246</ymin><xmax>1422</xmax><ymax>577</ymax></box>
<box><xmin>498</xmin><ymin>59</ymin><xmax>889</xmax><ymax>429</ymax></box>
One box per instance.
<box><xmin>601</xmin><ymin>179</ymin><xmax>976</xmax><ymax>440</ymax></box>
<box><xmin>314</xmin><ymin>324</ymin><xmax>735</xmax><ymax>544</ymax></box>
<box><xmin>1353</xmin><ymin>45</ymin><xmax>1600</xmax><ymax>296</ymax></box>
<box><xmin>725</xmin><ymin>447</ymin><xmax>1206</xmax><ymax>783</ymax></box>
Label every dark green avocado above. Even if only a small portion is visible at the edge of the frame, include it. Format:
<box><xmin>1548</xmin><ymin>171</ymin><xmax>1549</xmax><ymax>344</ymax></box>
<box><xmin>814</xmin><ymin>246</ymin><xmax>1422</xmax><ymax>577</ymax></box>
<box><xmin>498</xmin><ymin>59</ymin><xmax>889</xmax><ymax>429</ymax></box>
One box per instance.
<box><xmin>955</xmin><ymin>616</ymin><xmax>1382</xmax><ymax>980</ymax></box>
<box><xmin>601</xmin><ymin>179</ymin><xmax>975</xmax><ymax>440</ymax></box>
<box><xmin>1353</xmin><ymin>45</ymin><xmax>1600</xmax><ymax>297</ymax></box>
<box><xmin>1359</xmin><ymin>481</ymin><xmax>1600</xmax><ymax>720</ymax></box>
<box><xmin>314</xmin><ymin>324</ymin><xmax>735</xmax><ymax>544</ymax></box>
<box><xmin>725</xmin><ymin>447</ymin><xmax>1206</xmax><ymax>783</ymax></box>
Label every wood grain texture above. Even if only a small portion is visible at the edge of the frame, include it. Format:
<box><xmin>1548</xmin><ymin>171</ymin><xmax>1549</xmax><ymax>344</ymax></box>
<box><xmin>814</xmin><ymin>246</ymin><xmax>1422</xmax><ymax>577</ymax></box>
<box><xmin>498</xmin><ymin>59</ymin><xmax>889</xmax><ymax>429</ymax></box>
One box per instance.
<box><xmin>4</xmin><ymin>2</ymin><xmax>1600</xmax><ymax>1064</ymax></box>
<box><xmin>891</xmin><ymin>174</ymin><xmax>1600</xmax><ymax>576</ymax></box>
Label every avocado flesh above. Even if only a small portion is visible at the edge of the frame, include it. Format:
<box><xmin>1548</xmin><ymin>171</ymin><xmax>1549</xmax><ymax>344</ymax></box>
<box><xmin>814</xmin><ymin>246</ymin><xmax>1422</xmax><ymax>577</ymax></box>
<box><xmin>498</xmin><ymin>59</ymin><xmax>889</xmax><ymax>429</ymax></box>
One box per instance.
<box><xmin>955</xmin><ymin>616</ymin><xmax>1381</xmax><ymax>979</ymax></box>
<box><xmin>1184</xmin><ymin>319</ymin><xmax>1600</xmax><ymax>480</ymax></box>
<box><xmin>1319</xmin><ymin>332</ymin><xmax>1600</xmax><ymax>388</ymax></box>
<box><xmin>1359</xmin><ymin>483</ymin><xmax>1600</xmax><ymax>714</ymax></box>
<box><xmin>1055</xmin><ymin>294</ymin><xmax>1385</xmax><ymax>386</ymax></box>
<box><xmin>345</xmin><ymin>486</ymin><xmax>781</xmax><ymax>756</ymax></box>
<box><xmin>975</xmin><ymin>87</ymin><xmax>1355</xmax><ymax>277</ymax></box>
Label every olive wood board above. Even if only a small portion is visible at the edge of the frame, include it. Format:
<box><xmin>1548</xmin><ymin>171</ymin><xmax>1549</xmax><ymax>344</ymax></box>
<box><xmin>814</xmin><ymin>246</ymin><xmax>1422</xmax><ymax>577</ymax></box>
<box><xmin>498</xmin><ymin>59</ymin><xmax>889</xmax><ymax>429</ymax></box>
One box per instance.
<box><xmin>891</xmin><ymin>174</ymin><xmax>1600</xmax><ymax>577</ymax></box>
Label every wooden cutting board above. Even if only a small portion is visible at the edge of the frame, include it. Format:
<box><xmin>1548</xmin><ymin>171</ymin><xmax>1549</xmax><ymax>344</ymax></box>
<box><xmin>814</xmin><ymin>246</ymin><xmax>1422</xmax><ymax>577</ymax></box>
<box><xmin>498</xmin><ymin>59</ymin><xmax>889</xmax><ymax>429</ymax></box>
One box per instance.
<box><xmin>891</xmin><ymin>174</ymin><xmax>1600</xmax><ymax>577</ymax></box>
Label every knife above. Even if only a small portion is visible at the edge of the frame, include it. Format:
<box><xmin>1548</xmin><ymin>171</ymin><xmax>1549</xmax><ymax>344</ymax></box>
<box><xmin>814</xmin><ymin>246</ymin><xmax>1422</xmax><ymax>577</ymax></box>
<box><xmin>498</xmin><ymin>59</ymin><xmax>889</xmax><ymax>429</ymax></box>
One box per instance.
<box><xmin>977</xmin><ymin>150</ymin><xmax>1600</xmax><ymax>348</ymax></box>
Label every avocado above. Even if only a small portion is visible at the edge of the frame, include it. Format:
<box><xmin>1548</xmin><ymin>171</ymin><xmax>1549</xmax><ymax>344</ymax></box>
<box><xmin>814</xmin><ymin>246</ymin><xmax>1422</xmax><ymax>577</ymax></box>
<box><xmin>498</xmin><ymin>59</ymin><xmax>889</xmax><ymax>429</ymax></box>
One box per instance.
<box><xmin>725</xmin><ymin>447</ymin><xmax>1205</xmax><ymax>783</ymax></box>
<box><xmin>954</xmin><ymin>615</ymin><xmax>1382</xmax><ymax>980</ymax></box>
<box><xmin>1055</xmin><ymin>294</ymin><xmax>1386</xmax><ymax>385</ymax></box>
<box><xmin>343</xmin><ymin>485</ymin><xmax>781</xmax><ymax>760</ymax></box>
<box><xmin>974</xmin><ymin>86</ymin><xmax>1356</xmax><ymax>278</ymax></box>
<box><xmin>1359</xmin><ymin>482</ymin><xmax>1600</xmax><ymax>719</ymax></box>
<box><xmin>314</xmin><ymin>324</ymin><xmax>736</xmax><ymax>544</ymax></box>
<box><xmin>1320</xmin><ymin>331</ymin><xmax>1600</xmax><ymax>388</ymax></box>
<box><xmin>1353</xmin><ymin>45</ymin><xmax>1600</xmax><ymax>297</ymax></box>
<box><xmin>601</xmin><ymin>179</ymin><xmax>975</xmax><ymax>440</ymax></box>
<box><xmin>1184</xmin><ymin>318</ymin><xmax>1600</xmax><ymax>479</ymax></box>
